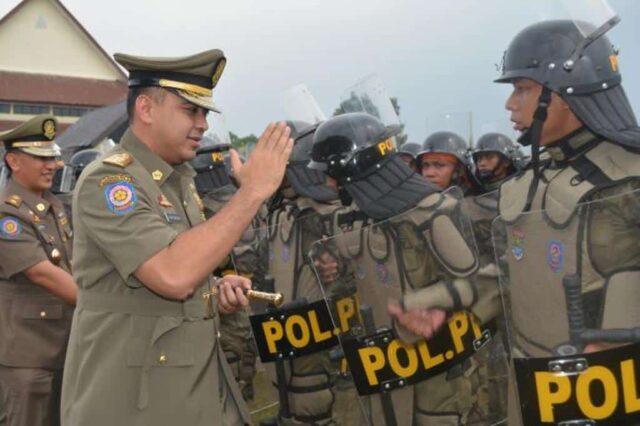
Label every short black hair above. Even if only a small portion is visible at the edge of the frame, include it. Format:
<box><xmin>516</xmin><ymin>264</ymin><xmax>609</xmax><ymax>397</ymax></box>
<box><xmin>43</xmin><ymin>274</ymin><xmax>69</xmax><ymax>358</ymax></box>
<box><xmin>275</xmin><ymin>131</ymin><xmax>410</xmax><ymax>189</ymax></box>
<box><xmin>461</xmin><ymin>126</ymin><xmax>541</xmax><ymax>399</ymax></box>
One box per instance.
<box><xmin>126</xmin><ymin>87</ymin><xmax>167</xmax><ymax>121</ymax></box>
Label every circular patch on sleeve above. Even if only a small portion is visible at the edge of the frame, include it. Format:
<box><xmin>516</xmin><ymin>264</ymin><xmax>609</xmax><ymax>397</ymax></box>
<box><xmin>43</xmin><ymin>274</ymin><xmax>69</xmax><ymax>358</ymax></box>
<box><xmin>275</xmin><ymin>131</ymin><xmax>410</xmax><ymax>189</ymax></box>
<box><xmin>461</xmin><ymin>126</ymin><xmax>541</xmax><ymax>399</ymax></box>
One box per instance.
<box><xmin>104</xmin><ymin>181</ymin><xmax>137</xmax><ymax>215</ymax></box>
<box><xmin>0</xmin><ymin>216</ymin><xmax>22</xmax><ymax>238</ymax></box>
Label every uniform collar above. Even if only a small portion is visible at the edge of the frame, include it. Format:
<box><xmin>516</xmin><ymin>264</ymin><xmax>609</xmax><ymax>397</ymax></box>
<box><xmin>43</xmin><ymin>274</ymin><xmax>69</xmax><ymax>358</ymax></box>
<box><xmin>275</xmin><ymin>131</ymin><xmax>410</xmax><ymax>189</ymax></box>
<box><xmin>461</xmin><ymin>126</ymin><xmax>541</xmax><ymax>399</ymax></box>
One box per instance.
<box><xmin>544</xmin><ymin>127</ymin><xmax>601</xmax><ymax>165</ymax></box>
<box><xmin>120</xmin><ymin>128</ymin><xmax>196</xmax><ymax>186</ymax></box>
<box><xmin>3</xmin><ymin>179</ymin><xmax>60</xmax><ymax>218</ymax></box>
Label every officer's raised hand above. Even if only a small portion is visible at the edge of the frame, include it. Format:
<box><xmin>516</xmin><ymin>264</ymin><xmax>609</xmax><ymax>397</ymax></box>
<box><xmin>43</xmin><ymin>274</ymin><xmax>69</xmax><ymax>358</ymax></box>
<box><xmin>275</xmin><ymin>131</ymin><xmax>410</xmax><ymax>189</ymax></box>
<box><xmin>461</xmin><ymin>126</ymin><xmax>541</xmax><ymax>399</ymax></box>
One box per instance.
<box><xmin>230</xmin><ymin>121</ymin><xmax>293</xmax><ymax>201</ymax></box>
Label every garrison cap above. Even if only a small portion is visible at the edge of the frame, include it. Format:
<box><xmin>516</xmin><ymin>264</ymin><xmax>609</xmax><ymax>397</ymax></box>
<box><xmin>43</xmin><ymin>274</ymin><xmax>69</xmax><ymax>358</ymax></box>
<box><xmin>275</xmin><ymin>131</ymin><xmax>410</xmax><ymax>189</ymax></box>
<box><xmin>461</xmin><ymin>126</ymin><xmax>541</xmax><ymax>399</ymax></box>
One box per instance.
<box><xmin>0</xmin><ymin>114</ymin><xmax>61</xmax><ymax>157</ymax></box>
<box><xmin>114</xmin><ymin>49</ymin><xmax>226</xmax><ymax>112</ymax></box>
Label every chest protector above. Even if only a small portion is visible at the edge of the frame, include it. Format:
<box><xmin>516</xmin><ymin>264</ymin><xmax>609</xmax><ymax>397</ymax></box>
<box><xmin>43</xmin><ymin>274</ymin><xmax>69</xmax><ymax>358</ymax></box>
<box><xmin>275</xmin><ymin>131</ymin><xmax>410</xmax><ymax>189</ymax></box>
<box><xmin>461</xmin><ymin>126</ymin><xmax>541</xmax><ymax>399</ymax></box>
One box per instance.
<box><xmin>499</xmin><ymin>141</ymin><xmax>640</xmax><ymax>357</ymax></box>
<box><xmin>268</xmin><ymin>198</ymin><xmax>340</xmax><ymax>305</ymax></box>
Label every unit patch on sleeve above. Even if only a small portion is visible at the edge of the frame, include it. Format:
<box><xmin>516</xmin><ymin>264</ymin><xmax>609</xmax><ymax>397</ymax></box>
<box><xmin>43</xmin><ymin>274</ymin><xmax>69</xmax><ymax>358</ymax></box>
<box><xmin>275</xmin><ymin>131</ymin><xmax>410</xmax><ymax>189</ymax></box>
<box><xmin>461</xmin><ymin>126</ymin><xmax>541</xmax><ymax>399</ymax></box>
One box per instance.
<box><xmin>104</xmin><ymin>181</ymin><xmax>137</xmax><ymax>215</ymax></box>
<box><xmin>0</xmin><ymin>216</ymin><xmax>23</xmax><ymax>239</ymax></box>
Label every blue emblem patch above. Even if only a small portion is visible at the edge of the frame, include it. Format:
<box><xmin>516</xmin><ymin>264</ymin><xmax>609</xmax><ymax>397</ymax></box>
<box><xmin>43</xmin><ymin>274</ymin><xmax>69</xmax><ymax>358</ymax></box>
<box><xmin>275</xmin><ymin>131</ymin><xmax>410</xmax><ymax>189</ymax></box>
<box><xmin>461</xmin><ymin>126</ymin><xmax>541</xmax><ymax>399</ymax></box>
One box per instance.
<box><xmin>547</xmin><ymin>240</ymin><xmax>565</xmax><ymax>273</ymax></box>
<box><xmin>0</xmin><ymin>216</ymin><xmax>22</xmax><ymax>239</ymax></box>
<box><xmin>281</xmin><ymin>245</ymin><xmax>290</xmax><ymax>263</ymax></box>
<box><xmin>104</xmin><ymin>181</ymin><xmax>137</xmax><ymax>215</ymax></box>
<box><xmin>376</xmin><ymin>262</ymin><xmax>392</xmax><ymax>286</ymax></box>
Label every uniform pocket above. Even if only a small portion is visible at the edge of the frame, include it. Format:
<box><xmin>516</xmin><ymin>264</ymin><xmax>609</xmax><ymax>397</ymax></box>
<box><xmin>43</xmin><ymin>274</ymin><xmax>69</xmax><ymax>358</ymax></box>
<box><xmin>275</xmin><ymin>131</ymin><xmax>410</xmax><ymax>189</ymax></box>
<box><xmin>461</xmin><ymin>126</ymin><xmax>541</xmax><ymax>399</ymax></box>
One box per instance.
<box><xmin>22</xmin><ymin>304</ymin><xmax>63</xmax><ymax>320</ymax></box>
<box><xmin>126</xmin><ymin>316</ymin><xmax>195</xmax><ymax>367</ymax></box>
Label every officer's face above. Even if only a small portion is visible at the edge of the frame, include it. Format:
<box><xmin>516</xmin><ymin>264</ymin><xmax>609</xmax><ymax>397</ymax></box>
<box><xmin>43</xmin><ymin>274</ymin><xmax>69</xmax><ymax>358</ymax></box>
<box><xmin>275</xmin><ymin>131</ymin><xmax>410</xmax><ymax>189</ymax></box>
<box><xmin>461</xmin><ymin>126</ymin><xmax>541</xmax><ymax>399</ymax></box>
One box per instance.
<box><xmin>475</xmin><ymin>152</ymin><xmax>508</xmax><ymax>179</ymax></box>
<box><xmin>399</xmin><ymin>153</ymin><xmax>417</xmax><ymax>172</ymax></box>
<box><xmin>505</xmin><ymin>78</ymin><xmax>580</xmax><ymax>146</ymax></box>
<box><xmin>420</xmin><ymin>157</ymin><xmax>455</xmax><ymax>190</ymax></box>
<box><xmin>6</xmin><ymin>151</ymin><xmax>57</xmax><ymax>193</ymax></box>
<box><xmin>148</xmin><ymin>91</ymin><xmax>209</xmax><ymax>164</ymax></box>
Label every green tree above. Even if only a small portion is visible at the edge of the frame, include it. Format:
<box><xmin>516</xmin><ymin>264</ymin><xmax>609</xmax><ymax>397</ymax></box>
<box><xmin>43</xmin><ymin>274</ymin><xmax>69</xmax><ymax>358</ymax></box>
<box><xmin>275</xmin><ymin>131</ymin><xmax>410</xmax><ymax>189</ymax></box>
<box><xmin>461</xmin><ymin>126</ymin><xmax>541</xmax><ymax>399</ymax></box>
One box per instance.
<box><xmin>229</xmin><ymin>132</ymin><xmax>259</xmax><ymax>156</ymax></box>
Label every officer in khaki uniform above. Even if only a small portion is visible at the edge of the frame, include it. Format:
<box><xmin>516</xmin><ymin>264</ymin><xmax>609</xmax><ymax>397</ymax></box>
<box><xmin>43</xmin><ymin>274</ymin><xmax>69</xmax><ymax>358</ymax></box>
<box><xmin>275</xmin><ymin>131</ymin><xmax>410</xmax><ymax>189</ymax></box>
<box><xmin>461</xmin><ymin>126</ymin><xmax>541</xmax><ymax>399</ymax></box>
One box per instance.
<box><xmin>0</xmin><ymin>115</ymin><xmax>77</xmax><ymax>426</ymax></box>
<box><xmin>60</xmin><ymin>49</ymin><xmax>294</xmax><ymax>426</ymax></box>
<box><xmin>191</xmin><ymin>140</ymin><xmax>263</xmax><ymax>401</ymax></box>
<box><xmin>494</xmin><ymin>18</ymin><xmax>640</xmax><ymax>425</ymax></box>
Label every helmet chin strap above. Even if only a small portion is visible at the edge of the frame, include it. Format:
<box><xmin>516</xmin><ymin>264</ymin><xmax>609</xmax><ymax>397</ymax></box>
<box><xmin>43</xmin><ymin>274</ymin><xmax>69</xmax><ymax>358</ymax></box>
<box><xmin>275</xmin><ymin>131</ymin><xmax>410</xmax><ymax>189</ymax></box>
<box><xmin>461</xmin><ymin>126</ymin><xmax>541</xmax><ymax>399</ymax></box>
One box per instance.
<box><xmin>521</xmin><ymin>86</ymin><xmax>552</xmax><ymax>212</ymax></box>
<box><xmin>338</xmin><ymin>186</ymin><xmax>353</xmax><ymax>207</ymax></box>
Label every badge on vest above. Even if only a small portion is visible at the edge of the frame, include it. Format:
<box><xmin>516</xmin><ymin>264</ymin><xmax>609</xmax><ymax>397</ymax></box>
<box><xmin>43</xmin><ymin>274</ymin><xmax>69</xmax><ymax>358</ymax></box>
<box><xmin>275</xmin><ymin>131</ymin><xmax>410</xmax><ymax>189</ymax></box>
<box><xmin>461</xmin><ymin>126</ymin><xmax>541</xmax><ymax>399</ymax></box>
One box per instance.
<box><xmin>376</xmin><ymin>261</ymin><xmax>392</xmax><ymax>286</ymax></box>
<box><xmin>547</xmin><ymin>240</ymin><xmax>565</xmax><ymax>273</ymax></box>
<box><xmin>281</xmin><ymin>245</ymin><xmax>290</xmax><ymax>263</ymax></box>
<box><xmin>104</xmin><ymin>181</ymin><xmax>137</xmax><ymax>215</ymax></box>
<box><xmin>0</xmin><ymin>216</ymin><xmax>22</xmax><ymax>238</ymax></box>
<box><xmin>164</xmin><ymin>212</ymin><xmax>183</xmax><ymax>223</ymax></box>
<box><xmin>511</xmin><ymin>227</ymin><xmax>525</xmax><ymax>261</ymax></box>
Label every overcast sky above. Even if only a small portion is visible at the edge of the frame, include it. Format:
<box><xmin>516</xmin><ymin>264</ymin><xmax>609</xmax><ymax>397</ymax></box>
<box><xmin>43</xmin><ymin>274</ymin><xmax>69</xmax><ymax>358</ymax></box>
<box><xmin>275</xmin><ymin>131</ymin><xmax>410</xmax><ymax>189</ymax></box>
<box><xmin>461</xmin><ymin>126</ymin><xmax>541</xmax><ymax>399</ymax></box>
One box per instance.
<box><xmin>2</xmin><ymin>0</ymin><xmax>639</xmax><ymax>144</ymax></box>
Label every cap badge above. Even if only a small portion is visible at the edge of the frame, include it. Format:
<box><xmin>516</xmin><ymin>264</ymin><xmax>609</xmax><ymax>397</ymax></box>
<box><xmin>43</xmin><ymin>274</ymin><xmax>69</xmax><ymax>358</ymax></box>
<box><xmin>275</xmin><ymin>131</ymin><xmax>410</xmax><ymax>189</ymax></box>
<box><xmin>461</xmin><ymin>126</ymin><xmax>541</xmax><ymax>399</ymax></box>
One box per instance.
<box><xmin>43</xmin><ymin>119</ymin><xmax>56</xmax><ymax>140</ymax></box>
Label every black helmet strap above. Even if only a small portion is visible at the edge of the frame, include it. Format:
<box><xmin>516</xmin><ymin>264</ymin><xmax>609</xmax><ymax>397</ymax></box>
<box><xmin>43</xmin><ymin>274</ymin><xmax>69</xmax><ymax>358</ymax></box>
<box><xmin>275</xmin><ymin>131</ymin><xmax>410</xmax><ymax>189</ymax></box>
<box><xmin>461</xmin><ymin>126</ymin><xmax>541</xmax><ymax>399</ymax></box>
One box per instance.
<box><xmin>522</xmin><ymin>86</ymin><xmax>552</xmax><ymax>212</ymax></box>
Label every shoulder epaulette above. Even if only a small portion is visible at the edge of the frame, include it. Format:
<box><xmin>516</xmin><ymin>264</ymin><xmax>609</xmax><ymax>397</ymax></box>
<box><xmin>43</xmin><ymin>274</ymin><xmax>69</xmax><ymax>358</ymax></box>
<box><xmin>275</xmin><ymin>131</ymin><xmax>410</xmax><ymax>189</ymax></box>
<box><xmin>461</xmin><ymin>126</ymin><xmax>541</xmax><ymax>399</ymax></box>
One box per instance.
<box><xmin>102</xmin><ymin>153</ymin><xmax>133</xmax><ymax>168</ymax></box>
<box><xmin>5</xmin><ymin>195</ymin><xmax>22</xmax><ymax>209</ymax></box>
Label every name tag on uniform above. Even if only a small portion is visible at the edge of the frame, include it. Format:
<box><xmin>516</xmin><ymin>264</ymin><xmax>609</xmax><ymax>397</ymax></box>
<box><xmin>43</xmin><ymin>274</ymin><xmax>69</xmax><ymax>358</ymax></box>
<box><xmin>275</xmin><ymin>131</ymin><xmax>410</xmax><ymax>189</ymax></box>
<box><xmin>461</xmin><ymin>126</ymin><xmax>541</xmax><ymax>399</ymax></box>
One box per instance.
<box><xmin>164</xmin><ymin>212</ymin><xmax>183</xmax><ymax>223</ymax></box>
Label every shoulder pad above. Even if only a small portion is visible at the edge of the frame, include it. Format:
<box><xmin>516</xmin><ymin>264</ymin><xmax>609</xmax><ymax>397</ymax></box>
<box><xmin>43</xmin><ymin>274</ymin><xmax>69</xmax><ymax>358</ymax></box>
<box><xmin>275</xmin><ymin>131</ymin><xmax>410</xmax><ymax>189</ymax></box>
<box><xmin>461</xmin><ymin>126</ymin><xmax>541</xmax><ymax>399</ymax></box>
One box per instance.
<box><xmin>102</xmin><ymin>153</ymin><xmax>133</xmax><ymax>168</ymax></box>
<box><xmin>5</xmin><ymin>195</ymin><xmax>22</xmax><ymax>209</ymax></box>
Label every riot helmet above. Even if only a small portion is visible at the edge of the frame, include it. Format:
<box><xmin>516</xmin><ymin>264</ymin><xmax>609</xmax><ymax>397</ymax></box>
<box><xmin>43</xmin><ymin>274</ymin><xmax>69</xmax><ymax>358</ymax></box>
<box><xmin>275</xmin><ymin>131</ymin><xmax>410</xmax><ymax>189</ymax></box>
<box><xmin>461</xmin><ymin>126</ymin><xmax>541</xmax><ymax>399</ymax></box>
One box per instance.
<box><xmin>190</xmin><ymin>135</ymin><xmax>232</xmax><ymax>196</ymax></box>
<box><xmin>398</xmin><ymin>142</ymin><xmax>421</xmax><ymax>172</ymax></box>
<box><xmin>52</xmin><ymin>148</ymin><xmax>100</xmax><ymax>194</ymax></box>
<box><xmin>310</xmin><ymin>112</ymin><xmax>435</xmax><ymax>219</ymax></box>
<box><xmin>285</xmin><ymin>121</ymin><xmax>337</xmax><ymax>202</ymax></box>
<box><xmin>495</xmin><ymin>19</ymin><xmax>639</xmax><ymax>148</ymax></box>
<box><xmin>472</xmin><ymin>132</ymin><xmax>523</xmax><ymax>183</ymax></box>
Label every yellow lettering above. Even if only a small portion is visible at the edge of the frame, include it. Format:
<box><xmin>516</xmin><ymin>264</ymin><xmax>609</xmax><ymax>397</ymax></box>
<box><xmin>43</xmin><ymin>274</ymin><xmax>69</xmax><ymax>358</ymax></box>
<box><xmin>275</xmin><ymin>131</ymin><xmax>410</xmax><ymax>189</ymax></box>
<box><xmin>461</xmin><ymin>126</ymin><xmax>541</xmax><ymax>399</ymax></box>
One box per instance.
<box><xmin>336</xmin><ymin>297</ymin><xmax>356</xmax><ymax>333</ymax></box>
<box><xmin>211</xmin><ymin>152</ymin><xmax>224</xmax><ymax>162</ymax></box>
<box><xmin>417</xmin><ymin>339</ymin><xmax>445</xmax><ymax>370</ymax></box>
<box><xmin>535</xmin><ymin>372</ymin><xmax>572</xmax><ymax>422</ymax></box>
<box><xmin>622</xmin><ymin>359</ymin><xmax>640</xmax><ymax>413</ymax></box>
<box><xmin>308</xmin><ymin>310</ymin><xmax>332</xmax><ymax>343</ymax></box>
<box><xmin>469</xmin><ymin>313</ymin><xmax>483</xmax><ymax>339</ymax></box>
<box><xmin>387</xmin><ymin>340</ymin><xmax>419</xmax><ymax>378</ymax></box>
<box><xmin>448</xmin><ymin>312</ymin><xmax>469</xmax><ymax>354</ymax></box>
<box><xmin>262</xmin><ymin>320</ymin><xmax>284</xmax><ymax>354</ymax></box>
<box><xmin>359</xmin><ymin>346</ymin><xmax>386</xmax><ymax>386</ymax></box>
<box><xmin>576</xmin><ymin>366</ymin><xmax>618</xmax><ymax>420</ymax></box>
<box><xmin>285</xmin><ymin>315</ymin><xmax>311</xmax><ymax>349</ymax></box>
<box><xmin>377</xmin><ymin>139</ymin><xmax>395</xmax><ymax>156</ymax></box>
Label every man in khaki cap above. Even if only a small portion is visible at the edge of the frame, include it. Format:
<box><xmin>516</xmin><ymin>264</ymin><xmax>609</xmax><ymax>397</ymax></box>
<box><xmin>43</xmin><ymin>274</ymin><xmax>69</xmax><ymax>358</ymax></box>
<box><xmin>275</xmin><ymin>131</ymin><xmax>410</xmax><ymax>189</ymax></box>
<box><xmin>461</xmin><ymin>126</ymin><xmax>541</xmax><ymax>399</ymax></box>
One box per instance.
<box><xmin>60</xmin><ymin>49</ymin><xmax>293</xmax><ymax>426</ymax></box>
<box><xmin>0</xmin><ymin>115</ymin><xmax>77</xmax><ymax>426</ymax></box>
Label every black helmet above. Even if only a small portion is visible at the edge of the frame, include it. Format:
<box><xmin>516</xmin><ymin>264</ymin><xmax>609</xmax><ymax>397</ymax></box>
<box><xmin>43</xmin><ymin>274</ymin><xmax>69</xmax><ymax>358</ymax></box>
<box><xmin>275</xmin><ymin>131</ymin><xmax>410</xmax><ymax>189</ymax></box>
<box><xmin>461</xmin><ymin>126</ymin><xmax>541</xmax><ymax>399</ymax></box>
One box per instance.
<box><xmin>191</xmin><ymin>135</ymin><xmax>232</xmax><ymax>196</ymax></box>
<box><xmin>398</xmin><ymin>142</ymin><xmax>421</xmax><ymax>159</ymax></box>
<box><xmin>309</xmin><ymin>112</ymin><xmax>399</xmax><ymax>180</ymax></box>
<box><xmin>309</xmin><ymin>112</ymin><xmax>435</xmax><ymax>219</ymax></box>
<box><xmin>495</xmin><ymin>19</ymin><xmax>640</xmax><ymax>148</ymax></box>
<box><xmin>472</xmin><ymin>132</ymin><xmax>524</xmax><ymax>182</ymax></box>
<box><xmin>285</xmin><ymin>121</ymin><xmax>337</xmax><ymax>202</ymax></box>
<box><xmin>418</xmin><ymin>131</ymin><xmax>470</xmax><ymax>165</ymax></box>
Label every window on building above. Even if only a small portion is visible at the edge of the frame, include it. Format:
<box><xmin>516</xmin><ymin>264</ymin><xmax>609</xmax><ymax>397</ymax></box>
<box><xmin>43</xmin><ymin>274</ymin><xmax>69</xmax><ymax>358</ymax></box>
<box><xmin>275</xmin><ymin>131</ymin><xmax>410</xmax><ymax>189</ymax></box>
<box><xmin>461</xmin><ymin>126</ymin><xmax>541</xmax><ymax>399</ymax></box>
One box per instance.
<box><xmin>52</xmin><ymin>106</ymin><xmax>90</xmax><ymax>117</ymax></box>
<box><xmin>13</xmin><ymin>103</ymin><xmax>51</xmax><ymax>115</ymax></box>
<box><xmin>0</xmin><ymin>103</ymin><xmax>10</xmax><ymax>113</ymax></box>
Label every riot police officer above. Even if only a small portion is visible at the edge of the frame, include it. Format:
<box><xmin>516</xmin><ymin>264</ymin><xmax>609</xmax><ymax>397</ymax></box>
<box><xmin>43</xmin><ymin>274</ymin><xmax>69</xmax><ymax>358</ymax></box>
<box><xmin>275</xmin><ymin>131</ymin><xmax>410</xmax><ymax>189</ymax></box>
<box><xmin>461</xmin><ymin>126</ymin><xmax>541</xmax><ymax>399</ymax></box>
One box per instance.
<box><xmin>494</xmin><ymin>15</ymin><xmax>640</xmax><ymax>425</ymax></box>
<box><xmin>262</xmin><ymin>120</ymin><xmax>347</xmax><ymax>426</ymax></box>
<box><xmin>51</xmin><ymin>148</ymin><xmax>101</xmax><ymax>222</ymax></box>
<box><xmin>417</xmin><ymin>131</ymin><xmax>478</xmax><ymax>194</ymax></box>
<box><xmin>471</xmin><ymin>133</ymin><xmax>523</xmax><ymax>192</ymax></box>
<box><xmin>397</xmin><ymin>142</ymin><xmax>421</xmax><ymax>172</ymax></box>
<box><xmin>190</xmin><ymin>137</ymin><xmax>262</xmax><ymax>401</ymax></box>
<box><xmin>309</xmin><ymin>112</ymin><xmax>504</xmax><ymax>425</ymax></box>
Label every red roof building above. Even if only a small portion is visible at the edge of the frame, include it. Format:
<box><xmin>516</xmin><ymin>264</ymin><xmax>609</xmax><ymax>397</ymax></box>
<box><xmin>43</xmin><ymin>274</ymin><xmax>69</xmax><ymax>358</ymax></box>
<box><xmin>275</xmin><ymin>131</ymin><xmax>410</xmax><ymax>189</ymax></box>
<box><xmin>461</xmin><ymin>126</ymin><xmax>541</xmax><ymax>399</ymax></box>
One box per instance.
<box><xmin>0</xmin><ymin>0</ymin><xmax>127</xmax><ymax>132</ymax></box>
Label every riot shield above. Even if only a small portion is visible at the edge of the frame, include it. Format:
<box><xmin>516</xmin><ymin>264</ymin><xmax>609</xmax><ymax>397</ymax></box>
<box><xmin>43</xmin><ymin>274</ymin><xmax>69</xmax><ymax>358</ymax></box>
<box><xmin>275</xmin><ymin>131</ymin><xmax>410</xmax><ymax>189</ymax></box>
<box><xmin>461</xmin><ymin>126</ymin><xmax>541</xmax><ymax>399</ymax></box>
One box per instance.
<box><xmin>426</xmin><ymin>111</ymin><xmax>473</xmax><ymax>148</ymax></box>
<box><xmin>493</xmin><ymin>188</ymin><xmax>640</xmax><ymax>425</ymax></box>
<box><xmin>311</xmin><ymin>187</ymin><xmax>507</xmax><ymax>425</ymax></box>
<box><xmin>340</xmin><ymin>74</ymin><xmax>402</xmax><ymax>137</ymax></box>
<box><xmin>249</xmin><ymin>202</ymin><xmax>358</xmax><ymax>425</ymax></box>
<box><xmin>281</xmin><ymin>83</ymin><xmax>326</xmax><ymax>125</ymax></box>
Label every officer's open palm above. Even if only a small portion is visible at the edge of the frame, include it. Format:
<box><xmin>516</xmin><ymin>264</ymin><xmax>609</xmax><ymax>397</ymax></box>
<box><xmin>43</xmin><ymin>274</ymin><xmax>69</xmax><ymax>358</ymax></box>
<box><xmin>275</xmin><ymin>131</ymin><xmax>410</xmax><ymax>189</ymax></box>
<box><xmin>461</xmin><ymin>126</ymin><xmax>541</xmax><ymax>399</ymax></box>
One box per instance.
<box><xmin>388</xmin><ymin>303</ymin><xmax>447</xmax><ymax>339</ymax></box>
<box><xmin>231</xmin><ymin>122</ymin><xmax>293</xmax><ymax>201</ymax></box>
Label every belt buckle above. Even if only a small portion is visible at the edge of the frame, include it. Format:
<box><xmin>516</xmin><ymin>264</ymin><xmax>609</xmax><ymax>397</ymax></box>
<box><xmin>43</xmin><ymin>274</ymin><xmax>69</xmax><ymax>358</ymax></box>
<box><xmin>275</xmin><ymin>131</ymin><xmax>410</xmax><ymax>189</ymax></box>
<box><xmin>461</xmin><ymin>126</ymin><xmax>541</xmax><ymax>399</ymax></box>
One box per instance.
<box><xmin>202</xmin><ymin>291</ymin><xmax>216</xmax><ymax>320</ymax></box>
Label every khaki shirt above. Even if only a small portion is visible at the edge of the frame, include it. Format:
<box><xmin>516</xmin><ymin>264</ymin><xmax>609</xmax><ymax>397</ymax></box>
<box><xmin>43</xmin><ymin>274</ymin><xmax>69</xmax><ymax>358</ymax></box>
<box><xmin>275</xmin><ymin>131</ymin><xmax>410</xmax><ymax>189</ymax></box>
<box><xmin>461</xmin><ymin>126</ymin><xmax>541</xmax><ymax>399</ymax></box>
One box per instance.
<box><xmin>0</xmin><ymin>179</ymin><xmax>74</xmax><ymax>369</ymax></box>
<box><xmin>61</xmin><ymin>129</ymin><xmax>249</xmax><ymax>426</ymax></box>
